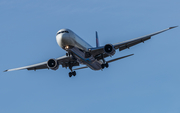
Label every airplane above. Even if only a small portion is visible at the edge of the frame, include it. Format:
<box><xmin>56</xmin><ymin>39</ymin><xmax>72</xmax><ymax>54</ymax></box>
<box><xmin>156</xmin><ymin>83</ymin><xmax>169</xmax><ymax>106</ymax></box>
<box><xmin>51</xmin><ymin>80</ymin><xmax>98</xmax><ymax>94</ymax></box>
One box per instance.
<box><xmin>4</xmin><ymin>26</ymin><xmax>177</xmax><ymax>77</ymax></box>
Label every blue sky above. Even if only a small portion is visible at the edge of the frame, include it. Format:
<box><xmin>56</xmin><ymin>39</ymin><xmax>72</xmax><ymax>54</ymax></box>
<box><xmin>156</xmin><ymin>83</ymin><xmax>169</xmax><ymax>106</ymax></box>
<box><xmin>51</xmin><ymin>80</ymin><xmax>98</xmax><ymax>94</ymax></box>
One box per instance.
<box><xmin>0</xmin><ymin>0</ymin><xmax>180</xmax><ymax>113</ymax></box>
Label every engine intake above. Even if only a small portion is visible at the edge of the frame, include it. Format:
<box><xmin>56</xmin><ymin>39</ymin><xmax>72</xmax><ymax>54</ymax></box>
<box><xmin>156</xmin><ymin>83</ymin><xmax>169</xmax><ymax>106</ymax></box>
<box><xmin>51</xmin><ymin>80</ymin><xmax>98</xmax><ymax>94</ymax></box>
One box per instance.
<box><xmin>104</xmin><ymin>44</ymin><xmax>116</xmax><ymax>56</ymax></box>
<box><xmin>47</xmin><ymin>59</ymin><xmax>59</xmax><ymax>70</ymax></box>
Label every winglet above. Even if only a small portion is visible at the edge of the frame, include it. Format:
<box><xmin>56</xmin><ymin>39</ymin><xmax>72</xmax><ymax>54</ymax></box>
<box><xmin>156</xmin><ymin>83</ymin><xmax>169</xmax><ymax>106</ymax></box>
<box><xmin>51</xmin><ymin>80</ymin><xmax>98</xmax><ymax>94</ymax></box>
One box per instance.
<box><xmin>169</xmin><ymin>26</ymin><xmax>178</xmax><ymax>29</ymax></box>
<box><xmin>4</xmin><ymin>70</ymin><xmax>8</xmax><ymax>72</ymax></box>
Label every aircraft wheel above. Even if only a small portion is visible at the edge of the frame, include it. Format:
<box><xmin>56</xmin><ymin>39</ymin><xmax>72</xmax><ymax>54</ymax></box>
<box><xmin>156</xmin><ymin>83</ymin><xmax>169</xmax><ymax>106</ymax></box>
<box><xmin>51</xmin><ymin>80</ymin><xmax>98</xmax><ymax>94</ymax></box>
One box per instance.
<box><xmin>101</xmin><ymin>64</ymin><xmax>105</xmax><ymax>69</ymax></box>
<box><xmin>69</xmin><ymin>72</ymin><xmax>72</xmax><ymax>77</ymax></box>
<box><xmin>105</xmin><ymin>63</ymin><xmax>109</xmax><ymax>68</ymax></box>
<box><xmin>66</xmin><ymin>53</ymin><xmax>69</xmax><ymax>56</ymax></box>
<box><xmin>72</xmin><ymin>71</ymin><xmax>76</xmax><ymax>76</ymax></box>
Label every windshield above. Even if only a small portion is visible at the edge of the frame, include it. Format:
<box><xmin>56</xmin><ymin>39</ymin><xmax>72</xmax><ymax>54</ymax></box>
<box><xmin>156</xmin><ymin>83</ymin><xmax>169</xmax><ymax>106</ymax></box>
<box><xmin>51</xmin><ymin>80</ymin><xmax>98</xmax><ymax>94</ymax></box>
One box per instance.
<box><xmin>56</xmin><ymin>31</ymin><xmax>69</xmax><ymax>36</ymax></box>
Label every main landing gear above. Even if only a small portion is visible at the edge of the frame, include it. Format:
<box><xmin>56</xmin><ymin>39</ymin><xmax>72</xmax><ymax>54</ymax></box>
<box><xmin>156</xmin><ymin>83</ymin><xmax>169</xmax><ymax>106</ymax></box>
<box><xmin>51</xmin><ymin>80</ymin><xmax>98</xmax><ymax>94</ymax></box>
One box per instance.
<box><xmin>100</xmin><ymin>54</ymin><xmax>109</xmax><ymax>69</ymax></box>
<box><xmin>69</xmin><ymin>71</ymin><xmax>76</xmax><ymax>77</ymax></box>
<box><xmin>68</xmin><ymin>63</ymin><xmax>76</xmax><ymax>77</ymax></box>
<box><xmin>101</xmin><ymin>62</ymin><xmax>109</xmax><ymax>69</ymax></box>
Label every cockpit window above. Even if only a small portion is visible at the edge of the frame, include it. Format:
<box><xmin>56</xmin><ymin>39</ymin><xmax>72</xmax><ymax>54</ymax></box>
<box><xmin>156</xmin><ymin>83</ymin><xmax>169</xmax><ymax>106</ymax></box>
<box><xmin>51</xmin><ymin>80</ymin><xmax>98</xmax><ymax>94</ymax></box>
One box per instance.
<box><xmin>56</xmin><ymin>31</ymin><xmax>69</xmax><ymax>35</ymax></box>
<box><xmin>62</xmin><ymin>31</ymin><xmax>69</xmax><ymax>33</ymax></box>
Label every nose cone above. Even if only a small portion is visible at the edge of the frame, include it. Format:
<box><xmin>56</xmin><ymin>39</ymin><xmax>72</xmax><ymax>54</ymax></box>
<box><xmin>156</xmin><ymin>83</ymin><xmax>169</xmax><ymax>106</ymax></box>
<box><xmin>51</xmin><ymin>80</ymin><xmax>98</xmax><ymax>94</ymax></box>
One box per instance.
<box><xmin>56</xmin><ymin>33</ymin><xmax>70</xmax><ymax>48</ymax></box>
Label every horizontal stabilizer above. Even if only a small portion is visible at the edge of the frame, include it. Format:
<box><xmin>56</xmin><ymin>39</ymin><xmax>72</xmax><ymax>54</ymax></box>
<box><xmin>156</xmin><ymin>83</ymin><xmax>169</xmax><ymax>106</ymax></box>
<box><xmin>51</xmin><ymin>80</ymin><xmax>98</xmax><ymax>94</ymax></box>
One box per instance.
<box><xmin>73</xmin><ymin>66</ymin><xmax>88</xmax><ymax>70</ymax></box>
<box><xmin>107</xmin><ymin>54</ymin><xmax>134</xmax><ymax>63</ymax></box>
<box><xmin>73</xmin><ymin>54</ymin><xmax>134</xmax><ymax>71</ymax></box>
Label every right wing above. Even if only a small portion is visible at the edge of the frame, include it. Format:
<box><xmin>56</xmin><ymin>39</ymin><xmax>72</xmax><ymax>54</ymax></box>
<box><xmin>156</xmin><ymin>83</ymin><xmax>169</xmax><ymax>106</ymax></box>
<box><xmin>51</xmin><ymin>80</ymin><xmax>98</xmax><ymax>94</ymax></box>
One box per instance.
<box><xmin>4</xmin><ymin>55</ymin><xmax>77</xmax><ymax>72</ymax></box>
<box><xmin>4</xmin><ymin>61</ymin><xmax>47</xmax><ymax>72</ymax></box>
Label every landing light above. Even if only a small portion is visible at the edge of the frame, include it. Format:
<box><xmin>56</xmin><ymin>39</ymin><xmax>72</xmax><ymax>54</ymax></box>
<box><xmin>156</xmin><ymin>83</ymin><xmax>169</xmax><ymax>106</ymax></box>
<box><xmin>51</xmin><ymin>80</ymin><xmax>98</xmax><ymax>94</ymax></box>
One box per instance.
<box><xmin>65</xmin><ymin>45</ymin><xmax>69</xmax><ymax>50</ymax></box>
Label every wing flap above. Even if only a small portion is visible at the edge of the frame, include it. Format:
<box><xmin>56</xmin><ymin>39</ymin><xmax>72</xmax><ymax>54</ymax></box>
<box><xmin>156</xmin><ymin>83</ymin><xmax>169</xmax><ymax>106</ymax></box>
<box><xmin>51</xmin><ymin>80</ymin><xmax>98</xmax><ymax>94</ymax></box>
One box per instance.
<box><xmin>27</xmin><ymin>64</ymin><xmax>48</xmax><ymax>70</ymax></box>
<box><xmin>118</xmin><ymin>36</ymin><xmax>151</xmax><ymax>51</ymax></box>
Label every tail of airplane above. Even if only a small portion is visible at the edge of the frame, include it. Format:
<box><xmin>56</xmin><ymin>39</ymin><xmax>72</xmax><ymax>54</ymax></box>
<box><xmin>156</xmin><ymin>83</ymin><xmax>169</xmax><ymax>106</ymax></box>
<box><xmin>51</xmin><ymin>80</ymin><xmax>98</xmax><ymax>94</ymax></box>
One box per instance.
<box><xmin>96</xmin><ymin>31</ymin><xmax>99</xmax><ymax>47</ymax></box>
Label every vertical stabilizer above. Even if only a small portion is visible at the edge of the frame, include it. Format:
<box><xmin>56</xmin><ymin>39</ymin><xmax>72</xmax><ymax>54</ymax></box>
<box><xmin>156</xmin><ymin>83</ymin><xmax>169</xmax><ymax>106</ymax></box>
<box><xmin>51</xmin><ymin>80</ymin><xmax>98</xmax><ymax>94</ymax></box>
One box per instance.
<box><xmin>96</xmin><ymin>31</ymin><xmax>99</xmax><ymax>47</ymax></box>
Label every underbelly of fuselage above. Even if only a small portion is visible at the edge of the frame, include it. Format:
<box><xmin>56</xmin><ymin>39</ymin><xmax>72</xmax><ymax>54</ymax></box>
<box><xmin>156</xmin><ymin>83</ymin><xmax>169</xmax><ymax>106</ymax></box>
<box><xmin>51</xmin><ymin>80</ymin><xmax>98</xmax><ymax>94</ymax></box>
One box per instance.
<box><xmin>68</xmin><ymin>47</ymin><xmax>102</xmax><ymax>70</ymax></box>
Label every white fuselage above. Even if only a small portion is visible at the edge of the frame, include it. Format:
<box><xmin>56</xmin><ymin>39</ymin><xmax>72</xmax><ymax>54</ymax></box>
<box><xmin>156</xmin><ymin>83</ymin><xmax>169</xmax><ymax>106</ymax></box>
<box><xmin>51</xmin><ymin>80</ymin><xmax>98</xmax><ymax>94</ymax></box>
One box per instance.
<box><xmin>56</xmin><ymin>29</ymin><xmax>102</xmax><ymax>70</ymax></box>
<box><xmin>56</xmin><ymin>29</ymin><xmax>92</xmax><ymax>51</ymax></box>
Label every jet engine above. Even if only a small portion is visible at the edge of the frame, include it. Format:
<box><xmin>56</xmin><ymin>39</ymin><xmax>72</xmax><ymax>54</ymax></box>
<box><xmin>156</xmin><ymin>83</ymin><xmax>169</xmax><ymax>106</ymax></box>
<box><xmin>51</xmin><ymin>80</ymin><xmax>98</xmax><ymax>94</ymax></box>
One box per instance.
<box><xmin>104</xmin><ymin>44</ymin><xmax>116</xmax><ymax>56</ymax></box>
<box><xmin>47</xmin><ymin>59</ymin><xmax>59</xmax><ymax>70</ymax></box>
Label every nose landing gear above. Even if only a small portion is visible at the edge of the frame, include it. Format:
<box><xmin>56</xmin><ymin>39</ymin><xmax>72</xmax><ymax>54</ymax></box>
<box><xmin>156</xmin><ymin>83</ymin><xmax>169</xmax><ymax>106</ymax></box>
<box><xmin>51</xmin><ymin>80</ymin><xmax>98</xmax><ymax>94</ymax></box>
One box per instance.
<box><xmin>66</xmin><ymin>52</ymin><xmax>71</xmax><ymax>57</ymax></box>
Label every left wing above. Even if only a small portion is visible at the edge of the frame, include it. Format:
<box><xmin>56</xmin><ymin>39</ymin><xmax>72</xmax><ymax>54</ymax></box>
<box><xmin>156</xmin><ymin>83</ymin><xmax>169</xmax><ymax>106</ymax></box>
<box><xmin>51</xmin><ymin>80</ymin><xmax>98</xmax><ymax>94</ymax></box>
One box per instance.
<box><xmin>113</xmin><ymin>26</ymin><xmax>178</xmax><ymax>51</ymax></box>
<box><xmin>90</xmin><ymin>26</ymin><xmax>177</xmax><ymax>57</ymax></box>
<box><xmin>4</xmin><ymin>55</ymin><xmax>76</xmax><ymax>72</ymax></box>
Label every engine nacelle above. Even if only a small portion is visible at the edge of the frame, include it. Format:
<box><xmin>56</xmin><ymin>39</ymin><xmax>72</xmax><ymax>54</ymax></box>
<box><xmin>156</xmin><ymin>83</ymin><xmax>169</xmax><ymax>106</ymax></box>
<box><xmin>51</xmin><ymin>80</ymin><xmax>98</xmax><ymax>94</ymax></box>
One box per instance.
<box><xmin>47</xmin><ymin>59</ymin><xmax>59</xmax><ymax>70</ymax></box>
<box><xmin>104</xmin><ymin>44</ymin><xmax>116</xmax><ymax>56</ymax></box>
